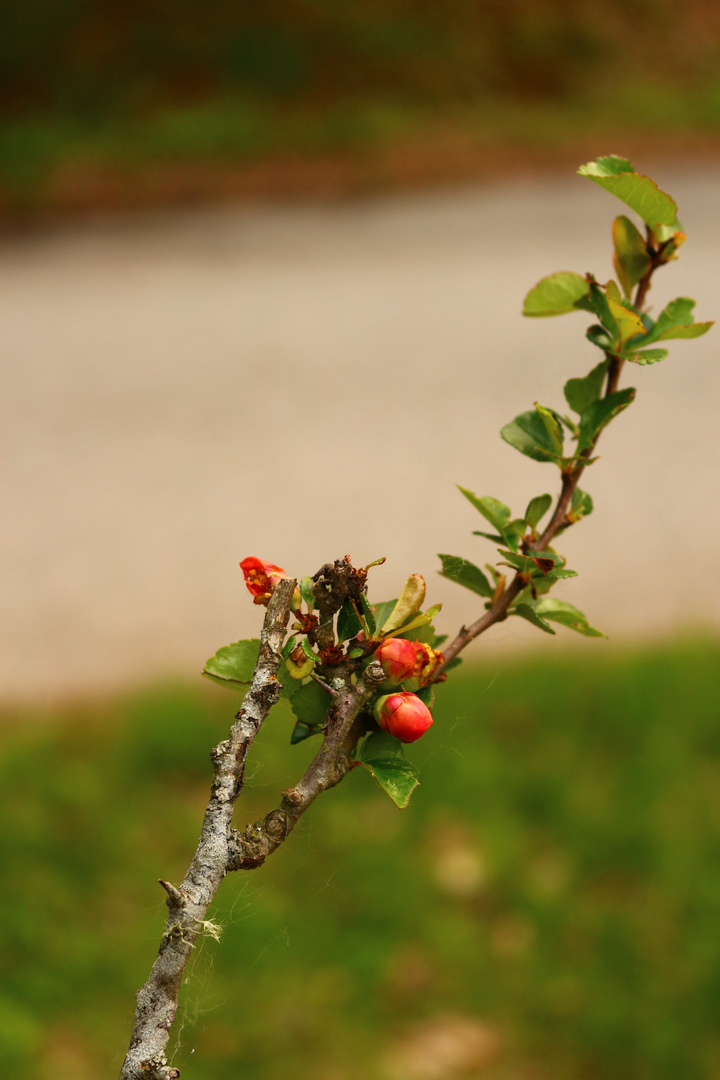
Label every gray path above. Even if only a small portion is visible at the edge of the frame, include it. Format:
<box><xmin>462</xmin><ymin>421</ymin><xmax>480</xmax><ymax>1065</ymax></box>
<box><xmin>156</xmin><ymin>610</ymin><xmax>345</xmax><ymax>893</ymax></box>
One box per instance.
<box><xmin>2</xmin><ymin>167</ymin><xmax>719</xmax><ymax>702</ymax></box>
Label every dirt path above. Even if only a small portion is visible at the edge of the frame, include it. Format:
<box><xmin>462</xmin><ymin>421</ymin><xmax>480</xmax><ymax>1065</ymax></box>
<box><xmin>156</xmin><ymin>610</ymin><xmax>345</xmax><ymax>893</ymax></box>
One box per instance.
<box><xmin>2</xmin><ymin>166</ymin><xmax>718</xmax><ymax>702</ymax></box>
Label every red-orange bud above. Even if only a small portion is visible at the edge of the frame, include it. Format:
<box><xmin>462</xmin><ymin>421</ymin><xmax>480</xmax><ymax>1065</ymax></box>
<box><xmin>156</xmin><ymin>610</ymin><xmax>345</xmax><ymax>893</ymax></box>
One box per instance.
<box><xmin>373</xmin><ymin>692</ymin><xmax>433</xmax><ymax>743</ymax></box>
<box><xmin>375</xmin><ymin>637</ymin><xmax>418</xmax><ymax>684</ymax></box>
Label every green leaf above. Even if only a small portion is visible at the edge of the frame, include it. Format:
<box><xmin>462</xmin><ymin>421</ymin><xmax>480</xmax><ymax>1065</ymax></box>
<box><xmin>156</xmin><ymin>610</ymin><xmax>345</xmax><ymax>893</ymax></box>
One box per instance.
<box><xmin>586</xmin><ymin>324</ymin><xmax>613</xmax><ymax>352</ymax></box>
<box><xmin>606</xmin><ymin>295</ymin><xmax>647</xmax><ymax>345</ymax></box>
<box><xmin>337</xmin><ymin>598</ymin><xmax>362</xmax><ymax>643</ymax></box>
<box><xmin>612</xmin><ymin>215</ymin><xmax>651</xmax><ymax>297</ymax></box>
<box><xmin>438</xmin><ymin>554</ymin><xmax>493</xmax><ymax>598</ymax></box>
<box><xmin>639</xmin><ymin>297</ymin><xmax>714</xmax><ymax>345</ymax></box>
<box><xmin>289</xmin><ymin>680</ymin><xmax>330</xmax><ymax>728</ymax></box>
<box><xmin>290</xmin><ymin>721</ymin><xmax>320</xmax><ymax>745</ymax></box>
<box><xmin>577</xmin><ymin>387</ymin><xmax>635</xmax><ymax>452</ymax></box>
<box><xmin>348</xmin><ymin>647</ymin><xmax>364</xmax><ymax>658</ymax></box>
<box><xmin>472</xmin><ymin>530</ymin><xmax>505</xmax><ymax>544</ymax></box>
<box><xmin>569</xmin><ymin>487</ymin><xmax>593</xmax><ymax>522</ymax></box>
<box><xmin>299</xmin><ymin>576</ymin><xmax>315</xmax><ymax>610</ymax></box>
<box><xmin>358</xmin><ymin>593</ymin><xmax>377</xmax><ymax>637</ymax></box>
<box><xmin>457</xmin><ymin>488</ymin><xmax>513</xmax><ymax>537</ymax></box>
<box><xmin>587</xmin><ymin>283</ymin><xmax>617</xmax><ymax>338</ymax></box>
<box><xmin>564</xmin><ymin>359</ymin><xmax>608</xmax><ymax>415</ymax></box>
<box><xmin>281</xmin><ymin>635</ymin><xmax>297</xmax><ymax>660</ymax></box>
<box><xmin>627</xmin><ymin>348</ymin><xmax>669</xmax><ymax>365</ymax></box>
<box><xmin>372</xmin><ymin>599</ymin><xmax>398</xmax><ymax>632</ymax></box>
<box><xmin>357</xmin><ymin>731</ymin><xmax>420</xmax><ymax>809</ymax></box>
<box><xmin>522</xmin><ymin>271</ymin><xmax>591</xmax><ymax>317</ymax></box>
<box><xmin>578</xmin><ymin>158</ymin><xmax>678</xmax><ymax>228</ymax></box>
<box><xmin>533</xmin><ymin>598</ymin><xmax>606</xmax><ymax>637</ymax></box>
<box><xmin>202</xmin><ymin>639</ymin><xmax>260</xmax><ymax>690</ymax></box>
<box><xmin>535</xmin><ymin>403</ymin><xmax>564</xmax><ymax>457</ymax></box>
<box><xmin>500</xmin><ymin>410</ymin><xmax>559</xmax><ymax>464</ymax></box>
<box><xmin>511</xmin><ymin>603</ymin><xmax>556</xmax><ymax>634</ymax></box>
<box><xmin>525</xmin><ymin>493</ymin><xmax>552</xmax><ymax>530</ymax></box>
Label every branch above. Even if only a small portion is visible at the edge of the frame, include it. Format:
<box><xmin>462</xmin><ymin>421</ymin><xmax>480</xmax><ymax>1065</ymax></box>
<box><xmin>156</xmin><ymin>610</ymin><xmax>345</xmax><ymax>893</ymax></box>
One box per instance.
<box><xmin>119</xmin><ymin>578</ymin><xmax>295</xmax><ymax>1080</ymax></box>
<box><xmin>440</xmin><ymin>249</ymin><xmax>666</xmax><ymax>669</ymax></box>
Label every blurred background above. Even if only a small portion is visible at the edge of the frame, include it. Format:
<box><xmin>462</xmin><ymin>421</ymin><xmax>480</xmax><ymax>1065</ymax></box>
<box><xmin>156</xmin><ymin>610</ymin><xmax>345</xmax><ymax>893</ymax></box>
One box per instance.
<box><xmin>2</xmin><ymin>3</ymin><xmax>720</xmax><ymax>1078</ymax></box>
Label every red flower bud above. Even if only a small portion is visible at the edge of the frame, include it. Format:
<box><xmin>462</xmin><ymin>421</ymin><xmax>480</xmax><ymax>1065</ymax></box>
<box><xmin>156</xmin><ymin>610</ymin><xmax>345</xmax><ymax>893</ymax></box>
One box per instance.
<box><xmin>373</xmin><ymin>692</ymin><xmax>433</xmax><ymax>743</ymax></box>
<box><xmin>375</xmin><ymin>637</ymin><xmax>418</xmax><ymax>684</ymax></box>
<box><xmin>239</xmin><ymin>556</ymin><xmax>301</xmax><ymax>609</ymax></box>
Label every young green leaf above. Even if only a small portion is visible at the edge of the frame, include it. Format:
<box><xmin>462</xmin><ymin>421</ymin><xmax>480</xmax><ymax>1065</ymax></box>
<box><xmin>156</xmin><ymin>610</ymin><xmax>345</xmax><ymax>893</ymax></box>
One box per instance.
<box><xmin>457</xmin><ymin>487</ymin><xmax>513</xmax><ymax>538</ymax></box>
<box><xmin>577</xmin><ymin>387</ymin><xmax>636</xmax><ymax>452</ymax></box>
<box><xmin>587</xmin><ymin>283</ymin><xmax>617</xmax><ymax>339</ymax></box>
<box><xmin>202</xmin><ymin>639</ymin><xmax>260</xmax><ymax>690</ymax></box>
<box><xmin>357</xmin><ymin>731</ymin><xmax>420</xmax><ymax>809</ymax></box>
<box><xmin>533</xmin><ymin>598</ymin><xmax>606</xmax><ymax>637</ymax></box>
<box><xmin>522</xmin><ymin>271</ymin><xmax>591</xmax><ymax>317</ymax></box>
<box><xmin>500</xmin><ymin>410</ymin><xmax>559</xmax><ymax>464</ymax></box>
<box><xmin>535</xmin><ymin>403</ymin><xmax>564</xmax><ymax>457</ymax></box>
<box><xmin>438</xmin><ymin>554</ymin><xmax>494</xmax><ymax>598</ymax></box>
<box><xmin>606</xmin><ymin>293</ymin><xmax>647</xmax><ymax>345</ymax></box>
<box><xmin>568</xmin><ymin>487</ymin><xmax>594</xmax><ymax>522</ymax></box>
<box><xmin>525</xmin><ymin>493</ymin><xmax>552</xmax><ymax>530</ymax></box>
<box><xmin>381</xmin><ymin>575</ymin><xmax>425</xmax><ymax>634</ymax></box>
<box><xmin>299</xmin><ymin>576</ymin><xmax>315</xmax><ymax>610</ymax></box>
<box><xmin>578</xmin><ymin>158</ymin><xmax>678</xmax><ymax>228</ymax></box>
<box><xmin>372</xmin><ymin>599</ymin><xmax>398</xmax><ymax>632</ymax></box>
<box><xmin>290</xmin><ymin>721</ymin><xmax>319</xmax><ymax>745</ymax></box>
<box><xmin>564</xmin><ymin>359</ymin><xmax>608</xmax><ymax>415</ymax></box>
<box><xmin>612</xmin><ymin>215</ymin><xmax>651</xmax><ymax>297</ymax></box>
<box><xmin>586</xmin><ymin>324</ymin><xmax>613</xmax><ymax>352</ymax></box>
<box><xmin>359</xmin><ymin>593</ymin><xmax>377</xmax><ymax>636</ymax></box>
<box><xmin>511</xmin><ymin>603</ymin><xmax>556</xmax><ymax>634</ymax></box>
<box><xmin>289</xmin><ymin>680</ymin><xmax>330</xmax><ymax>728</ymax></box>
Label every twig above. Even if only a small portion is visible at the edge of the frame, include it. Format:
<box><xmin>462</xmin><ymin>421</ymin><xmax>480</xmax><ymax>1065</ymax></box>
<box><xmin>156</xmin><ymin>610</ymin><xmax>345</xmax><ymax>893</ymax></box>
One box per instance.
<box><xmin>439</xmin><ymin>255</ymin><xmax>664</xmax><ymax>670</ymax></box>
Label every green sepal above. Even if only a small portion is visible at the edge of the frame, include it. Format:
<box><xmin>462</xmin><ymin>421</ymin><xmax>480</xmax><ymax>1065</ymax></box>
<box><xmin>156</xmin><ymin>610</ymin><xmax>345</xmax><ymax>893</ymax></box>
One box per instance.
<box><xmin>289</xmin><ymin>679</ymin><xmax>330</xmax><ymax>728</ymax></box>
<box><xmin>578</xmin><ymin>157</ymin><xmax>678</xmax><ymax>228</ymax></box>
<box><xmin>438</xmin><ymin>554</ymin><xmax>494</xmax><ymax>599</ymax></box>
<box><xmin>337</xmin><ymin>598</ymin><xmax>362</xmax><ymax>643</ymax></box>
<box><xmin>612</xmin><ymin>214</ymin><xmax>651</xmax><ymax>297</ymax></box>
<box><xmin>357</xmin><ymin>731</ymin><xmax>420</xmax><ymax>809</ymax></box>
<box><xmin>627</xmin><ymin>348</ymin><xmax>669</xmax><ymax>366</ymax></box>
<box><xmin>533</xmin><ymin>598</ymin><xmax>606</xmax><ymax>637</ymax></box>
<box><xmin>577</xmin><ymin>387</ymin><xmax>635</xmax><ymax>453</ymax></box>
<box><xmin>202</xmin><ymin>639</ymin><xmax>260</xmax><ymax>691</ymax></box>
<box><xmin>512</xmin><ymin>603</ymin><xmax>556</xmax><ymax>634</ymax></box>
<box><xmin>564</xmin><ymin>359</ymin><xmax>609</xmax><ymax>415</ymax></box>
<box><xmin>299</xmin><ymin>576</ymin><xmax>315</xmax><ymax>611</ymax></box>
<box><xmin>525</xmin><ymin>493</ymin><xmax>552</xmax><ymax>531</ymax></box>
<box><xmin>522</xmin><ymin>271</ymin><xmax>591</xmax><ymax>317</ymax></box>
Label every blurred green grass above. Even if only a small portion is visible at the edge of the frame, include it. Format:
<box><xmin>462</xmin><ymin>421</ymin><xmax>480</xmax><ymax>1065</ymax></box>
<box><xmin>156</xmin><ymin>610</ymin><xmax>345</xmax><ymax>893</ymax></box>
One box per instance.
<box><xmin>2</xmin><ymin>640</ymin><xmax>720</xmax><ymax>1078</ymax></box>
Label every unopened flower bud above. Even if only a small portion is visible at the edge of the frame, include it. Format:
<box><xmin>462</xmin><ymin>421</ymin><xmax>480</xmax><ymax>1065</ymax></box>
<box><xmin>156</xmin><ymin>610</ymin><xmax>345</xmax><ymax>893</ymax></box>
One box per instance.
<box><xmin>373</xmin><ymin>692</ymin><xmax>433</xmax><ymax>743</ymax></box>
<box><xmin>375</xmin><ymin>637</ymin><xmax>418</xmax><ymax>684</ymax></box>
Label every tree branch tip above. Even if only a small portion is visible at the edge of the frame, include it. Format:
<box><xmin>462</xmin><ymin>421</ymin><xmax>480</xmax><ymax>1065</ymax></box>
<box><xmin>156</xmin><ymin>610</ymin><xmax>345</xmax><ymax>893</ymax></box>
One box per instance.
<box><xmin>158</xmin><ymin>879</ymin><xmax>183</xmax><ymax>905</ymax></box>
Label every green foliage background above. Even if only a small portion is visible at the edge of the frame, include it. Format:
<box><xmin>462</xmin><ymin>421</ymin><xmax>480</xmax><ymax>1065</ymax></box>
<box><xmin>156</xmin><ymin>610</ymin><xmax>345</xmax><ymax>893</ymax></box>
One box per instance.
<box><xmin>3</xmin><ymin>641</ymin><xmax>720</xmax><ymax>1078</ymax></box>
<box><xmin>2</xmin><ymin>1</ymin><xmax>720</xmax><ymax>203</ymax></box>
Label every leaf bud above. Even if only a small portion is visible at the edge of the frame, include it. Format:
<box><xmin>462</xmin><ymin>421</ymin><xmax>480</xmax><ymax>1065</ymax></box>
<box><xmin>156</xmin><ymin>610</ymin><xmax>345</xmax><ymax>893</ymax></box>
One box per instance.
<box><xmin>381</xmin><ymin>575</ymin><xmax>426</xmax><ymax>634</ymax></box>
<box><xmin>373</xmin><ymin>692</ymin><xmax>433</xmax><ymax>743</ymax></box>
